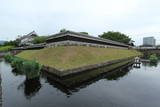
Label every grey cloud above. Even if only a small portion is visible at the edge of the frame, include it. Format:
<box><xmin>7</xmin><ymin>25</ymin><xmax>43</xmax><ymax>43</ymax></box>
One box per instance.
<box><xmin>0</xmin><ymin>0</ymin><xmax>160</xmax><ymax>45</ymax></box>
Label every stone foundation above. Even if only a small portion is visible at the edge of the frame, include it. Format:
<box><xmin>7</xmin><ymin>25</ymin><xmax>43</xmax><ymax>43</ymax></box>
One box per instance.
<box><xmin>46</xmin><ymin>41</ymin><xmax>128</xmax><ymax>49</ymax></box>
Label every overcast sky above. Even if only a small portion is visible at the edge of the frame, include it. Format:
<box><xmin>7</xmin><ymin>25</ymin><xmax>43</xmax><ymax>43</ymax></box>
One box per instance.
<box><xmin>0</xmin><ymin>0</ymin><xmax>160</xmax><ymax>45</ymax></box>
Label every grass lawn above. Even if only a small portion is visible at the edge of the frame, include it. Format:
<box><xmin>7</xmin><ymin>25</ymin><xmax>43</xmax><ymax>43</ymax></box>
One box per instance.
<box><xmin>0</xmin><ymin>46</ymin><xmax>15</xmax><ymax>51</ymax></box>
<box><xmin>16</xmin><ymin>46</ymin><xmax>141</xmax><ymax>70</ymax></box>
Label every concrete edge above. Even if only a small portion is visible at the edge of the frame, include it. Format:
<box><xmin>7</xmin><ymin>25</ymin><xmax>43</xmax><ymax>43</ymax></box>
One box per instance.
<box><xmin>42</xmin><ymin>56</ymin><xmax>136</xmax><ymax>77</ymax></box>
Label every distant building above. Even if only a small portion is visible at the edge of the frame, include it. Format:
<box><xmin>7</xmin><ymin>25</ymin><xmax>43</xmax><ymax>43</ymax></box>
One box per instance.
<box><xmin>143</xmin><ymin>37</ymin><xmax>156</xmax><ymax>46</ymax></box>
<box><xmin>19</xmin><ymin>31</ymin><xmax>38</xmax><ymax>46</ymax></box>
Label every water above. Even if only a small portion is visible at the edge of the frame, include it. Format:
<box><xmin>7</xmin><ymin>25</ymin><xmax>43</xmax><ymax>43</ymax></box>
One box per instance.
<box><xmin>0</xmin><ymin>60</ymin><xmax>160</xmax><ymax>107</ymax></box>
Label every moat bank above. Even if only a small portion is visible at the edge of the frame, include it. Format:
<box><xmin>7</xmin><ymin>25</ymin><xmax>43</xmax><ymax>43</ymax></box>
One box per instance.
<box><xmin>16</xmin><ymin>46</ymin><xmax>140</xmax><ymax>76</ymax></box>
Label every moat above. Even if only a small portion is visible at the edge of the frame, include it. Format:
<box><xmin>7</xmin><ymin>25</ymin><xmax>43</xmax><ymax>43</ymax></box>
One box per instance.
<box><xmin>0</xmin><ymin>60</ymin><xmax>160</xmax><ymax>107</ymax></box>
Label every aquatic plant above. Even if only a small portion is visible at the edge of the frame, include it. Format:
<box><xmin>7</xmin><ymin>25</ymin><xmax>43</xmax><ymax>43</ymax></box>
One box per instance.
<box><xmin>3</xmin><ymin>53</ymin><xmax>42</xmax><ymax>78</ymax></box>
<box><xmin>11</xmin><ymin>57</ymin><xmax>24</xmax><ymax>70</ymax></box>
<box><xmin>3</xmin><ymin>53</ymin><xmax>14</xmax><ymax>63</ymax></box>
<box><xmin>149</xmin><ymin>54</ymin><xmax>158</xmax><ymax>63</ymax></box>
<box><xmin>22</xmin><ymin>60</ymin><xmax>42</xmax><ymax>72</ymax></box>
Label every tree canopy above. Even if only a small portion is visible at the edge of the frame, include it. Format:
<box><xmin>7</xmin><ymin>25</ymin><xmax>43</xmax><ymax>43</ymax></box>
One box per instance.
<box><xmin>60</xmin><ymin>29</ymin><xmax>67</xmax><ymax>33</ymax></box>
<box><xmin>31</xmin><ymin>36</ymin><xmax>47</xmax><ymax>44</ymax></box>
<box><xmin>99</xmin><ymin>31</ymin><xmax>131</xmax><ymax>44</ymax></box>
<box><xmin>79</xmin><ymin>32</ymin><xmax>89</xmax><ymax>35</ymax></box>
<box><xmin>4</xmin><ymin>39</ymin><xmax>20</xmax><ymax>46</ymax></box>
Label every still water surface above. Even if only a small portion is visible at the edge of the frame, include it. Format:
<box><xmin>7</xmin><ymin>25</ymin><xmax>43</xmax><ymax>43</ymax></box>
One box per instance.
<box><xmin>0</xmin><ymin>61</ymin><xmax>160</xmax><ymax>107</ymax></box>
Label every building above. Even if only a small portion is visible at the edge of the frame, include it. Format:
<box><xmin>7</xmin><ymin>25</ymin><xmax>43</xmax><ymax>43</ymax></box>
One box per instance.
<box><xmin>47</xmin><ymin>30</ymin><xmax>130</xmax><ymax>48</ymax></box>
<box><xmin>143</xmin><ymin>37</ymin><xmax>156</xmax><ymax>46</ymax></box>
<box><xmin>19</xmin><ymin>31</ymin><xmax>38</xmax><ymax>46</ymax></box>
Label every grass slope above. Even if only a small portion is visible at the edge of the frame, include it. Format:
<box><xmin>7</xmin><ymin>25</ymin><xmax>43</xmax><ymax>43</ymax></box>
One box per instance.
<box><xmin>0</xmin><ymin>46</ymin><xmax>15</xmax><ymax>51</ymax></box>
<box><xmin>17</xmin><ymin>46</ymin><xmax>141</xmax><ymax>70</ymax></box>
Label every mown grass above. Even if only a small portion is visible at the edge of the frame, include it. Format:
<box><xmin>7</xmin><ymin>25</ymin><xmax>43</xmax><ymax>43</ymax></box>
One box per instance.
<box><xmin>16</xmin><ymin>46</ymin><xmax>141</xmax><ymax>70</ymax></box>
<box><xmin>0</xmin><ymin>46</ymin><xmax>15</xmax><ymax>51</ymax></box>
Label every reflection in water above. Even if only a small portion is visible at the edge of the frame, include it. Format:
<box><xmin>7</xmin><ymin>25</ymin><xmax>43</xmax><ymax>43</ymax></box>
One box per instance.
<box><xmin>142</xmin><ymin>62</ymin><xmax>158</xmax><ymax>67</ymax></box>
<box><xmin>10</xmin><ymin>61</ymin><xmax>134</xmax><ymax>98</ymax></box>
<box><xmin>105</xmin><ymin>66</ymin><xmax>131</xmax><ymax>80</ymax></box>
<box><xmin>17</xmin><ymin>77</ymin><xmax>41</xmax><ymax>99</ymax></box>
<box><xmin>2</xmin><ymin>60</ymin><xmax>160</xmax><ymax>107</ymax></box>
<box><xmin>12</xmin><ymin>68</ymin><xmax>40</xmax><ymax>79</ymax></box>
<box><xmin>11</xmin><ymin>69</ymin><xmax>41</xmax><ymax>99</ymax></box>
<box><xmin>43</xmin><ymin>64</ymin><xmax>133</xmax><ymax>96</ymax></box>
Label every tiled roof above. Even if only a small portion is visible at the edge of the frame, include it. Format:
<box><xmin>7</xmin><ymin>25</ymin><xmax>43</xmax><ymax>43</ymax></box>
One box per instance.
<box><xmin>19</xmin><ymin>31</ymin><xmax>38</xmax><ymax>40</ymax></box>
<box><xmin>47</xmin><ymin>30</ymin><xmax>129</xmax><ymax>47</ymax></box>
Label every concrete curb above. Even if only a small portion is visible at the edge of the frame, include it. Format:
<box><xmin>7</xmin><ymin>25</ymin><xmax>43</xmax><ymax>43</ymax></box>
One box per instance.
<box><xmin>42</xmin><ymin>56</ymin><xmax>135</xmax><ymax>77</ymax></box>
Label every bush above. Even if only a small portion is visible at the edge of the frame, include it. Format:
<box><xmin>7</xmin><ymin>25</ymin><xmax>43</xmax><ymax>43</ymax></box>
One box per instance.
<box><xmin>11</xmin><ymin>57</ymin><xmax>24</xmax><ymax>70</ymax></box>
<box><xmin>149</xmin><ymin>54</ymin><xmax>158</xmax><ymax>63</ymax></box>
<box><xmin>3</xmin><ymin>54</ymin><xmax>42</xmax><ymax>78</ymax></box>
<box><xmin>23</xmin><ymin>60</ymin><xmax>42</xmax><ymax>72</ymax></box>
<box><xmin>31</xmin><ymin>36</ymin><xmax>47</xmax><ymax>44</ymax></box>
<box><xmin>3</xmin><ymin>54</ymin><xmax>14</xmax><ymax>63</ymax></box>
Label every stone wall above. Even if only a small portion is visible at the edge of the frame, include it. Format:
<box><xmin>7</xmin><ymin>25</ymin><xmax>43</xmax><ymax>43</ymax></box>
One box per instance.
<box><xmin>46</xmin><ymin>41</ymin><xmax>129</xmax><ymax>49</ymax></box>
<box><xmin>11</xmin><ymin>40</ymin><xmax>131</xmax><ymax>51</ymax></box>
<box><xmin>12</xmin><ymin>43</ymin><xmax>45</xmax><ymax>50</ymax></box>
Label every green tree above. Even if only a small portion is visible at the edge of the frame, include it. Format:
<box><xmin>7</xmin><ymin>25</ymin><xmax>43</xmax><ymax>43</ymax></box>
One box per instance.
<box><xmin>80</xmin><ymin>32</ymin><xmax>89</xmax><ymax>35</ymax></box>
<box><xmin>31</xmin><ymin>36</ymin><xmax>47</xmax><ymax>44</ymax></box>
<box><xmin>4</xmin><ymin>39</ymin><xmax>20</xmax><ymax>46</ymax></box>
<box><xmin>99</xmin><ymin>31</ymin><xmax>131</xmax><ymax>44</ymax></box>
<box><xmin>149</xmin><ymin>54</ymin><xmax>158</xmax><ymax>63</ymax></box>
<box><xmin>60</xmin><ymin>29</ymin><xmax>67</xmax><ymax>33</ymax></box>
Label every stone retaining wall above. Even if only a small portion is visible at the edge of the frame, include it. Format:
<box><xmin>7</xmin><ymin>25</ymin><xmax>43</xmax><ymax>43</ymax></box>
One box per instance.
<box><xmin>46</xmin><ymin>41</ymin><xmax>129</xmax><ymax>49</ymax></box>
<box><xmin>11</xmin><ymin>41</ymin><xmax>131</xmax><ymax>51</ymax></box>
<box><xmin>12</xmin><ymin>43</ymin><xmax>46</xmax><ymax>50</ymax></box>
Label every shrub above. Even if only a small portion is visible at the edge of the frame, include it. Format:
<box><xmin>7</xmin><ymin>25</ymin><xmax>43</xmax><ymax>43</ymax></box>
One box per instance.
<box><xmin>149</xmin><ymin>54</ymin><xmax>158</xmax><ymax>63</ymax></box>
<box><xmin>3</xmin><ymin>54</ymin><xmax>14</xmax><ymax>63</ymax></box>
<box><xmin>22</xmin><ymin>60</ymin><xmax>42</xmax><ymax>79</ymax></box>
<box><xmin>11</xmin><ymin>57</ymin><xmax>24</xmax><ymax>70</ymax></box>
<box><xmin>23</xmin><ymin>60</ymin><xmax>42</xmax><ymax>72</ymax></box>
<box><xmin>3</xmin><ymin>54</ymin><xmax>42</xmax><ymax>78</ymax></box>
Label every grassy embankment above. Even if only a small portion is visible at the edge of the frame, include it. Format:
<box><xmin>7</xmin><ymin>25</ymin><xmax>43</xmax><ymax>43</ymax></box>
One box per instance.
<box><xmin>0</xmin><ymin>46</ymin><xmax>15</xmax><ymax>51</ymax></box>
<box><xmin>17</xmin><ymin>46</ymin><xmax>141</xmax><ymax>70</ymax></box>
